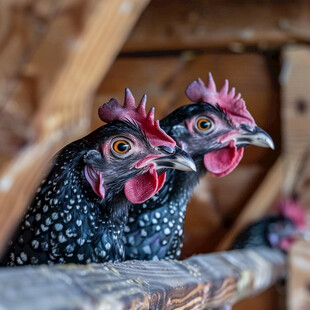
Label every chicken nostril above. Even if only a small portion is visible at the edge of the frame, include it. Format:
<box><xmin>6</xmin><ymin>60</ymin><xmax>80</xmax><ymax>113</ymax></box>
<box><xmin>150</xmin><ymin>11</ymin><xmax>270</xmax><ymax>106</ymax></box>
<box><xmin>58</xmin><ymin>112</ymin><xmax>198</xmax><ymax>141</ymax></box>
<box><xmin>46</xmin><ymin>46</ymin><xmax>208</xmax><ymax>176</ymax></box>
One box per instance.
<box><xmin>240</xmin><ymin>124</ymin><xmax>253</xmax><ymax>132</ymax></box>
<box><xmin>158</xmin><ymin>145</ymin><xmax>174</xmax><ymax>154</ymax></box>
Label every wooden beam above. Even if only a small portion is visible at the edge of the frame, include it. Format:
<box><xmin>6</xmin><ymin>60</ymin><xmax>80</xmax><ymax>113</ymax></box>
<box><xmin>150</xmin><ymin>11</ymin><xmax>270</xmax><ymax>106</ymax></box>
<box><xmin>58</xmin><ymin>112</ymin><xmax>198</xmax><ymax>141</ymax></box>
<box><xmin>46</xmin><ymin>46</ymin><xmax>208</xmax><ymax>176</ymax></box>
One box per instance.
<box><xmin>216</xmin><ymin>158</ymin><xmax>283</xmax><ymax>251</ymax></box>
<box><xmin>0</xmin><ymin>248</ymin><xmax>285</xmax><ymax>310</ymax></box>
<box><xmin>123</xmin><ymin>0</ymin><xmax>310</xmax><ymax>52</ymax></box>
<box><xmin>0</xmin><ymin>0</ymin><xmax>150</xmax><ymax>255</ymax></box>
<box><xmin>0</xmin><ymin>0</ymin><xmax>83</xmax><ymax>168</ymax></box>
<box><xmin>280</xmin><ymin>45</ymin><xmax>310</xmax><ymax>195</ymax></box>
<box><xmin>288</xmin><ymin>241</ymin><xmax>310</xmax><ymax>310</ymax></box>
<box><xmin>280</xmin><ymin>45</ymin><xmax>310</xmax><ymax>310</ymax></box>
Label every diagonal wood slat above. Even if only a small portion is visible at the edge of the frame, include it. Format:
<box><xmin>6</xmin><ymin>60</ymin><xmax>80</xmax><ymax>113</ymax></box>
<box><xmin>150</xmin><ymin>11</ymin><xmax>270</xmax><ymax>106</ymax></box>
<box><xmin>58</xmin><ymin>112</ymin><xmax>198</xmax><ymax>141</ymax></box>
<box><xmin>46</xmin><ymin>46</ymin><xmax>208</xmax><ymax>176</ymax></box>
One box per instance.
<box><xmin>216</xmin><ymin>158</ymin><xmax>283</xmax><ymax>251</ymax></box>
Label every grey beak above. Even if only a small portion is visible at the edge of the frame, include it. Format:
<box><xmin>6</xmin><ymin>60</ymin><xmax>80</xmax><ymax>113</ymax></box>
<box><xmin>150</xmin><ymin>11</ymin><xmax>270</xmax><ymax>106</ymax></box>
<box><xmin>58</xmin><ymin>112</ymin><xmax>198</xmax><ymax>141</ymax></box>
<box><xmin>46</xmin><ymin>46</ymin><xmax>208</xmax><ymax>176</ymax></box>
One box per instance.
<box><xmin>235</xmin><ymin>126</ymin><xmax>275</xmax><ymax>150</ymax></box>
<box><xmin>154</xmin><ymin>146</ymin><xmax>196</xmax><ymax>172</ymax></box>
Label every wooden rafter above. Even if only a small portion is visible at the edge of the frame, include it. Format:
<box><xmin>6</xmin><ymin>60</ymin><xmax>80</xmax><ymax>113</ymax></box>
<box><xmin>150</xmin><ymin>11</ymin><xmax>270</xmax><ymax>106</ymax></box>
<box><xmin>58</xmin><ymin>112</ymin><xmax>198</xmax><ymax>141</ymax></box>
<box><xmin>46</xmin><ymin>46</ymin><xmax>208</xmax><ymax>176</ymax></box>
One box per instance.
<box><xmin>123</xmin><ymin>0</ymin><xmax>310</xmax><ymax>52</ymax></box>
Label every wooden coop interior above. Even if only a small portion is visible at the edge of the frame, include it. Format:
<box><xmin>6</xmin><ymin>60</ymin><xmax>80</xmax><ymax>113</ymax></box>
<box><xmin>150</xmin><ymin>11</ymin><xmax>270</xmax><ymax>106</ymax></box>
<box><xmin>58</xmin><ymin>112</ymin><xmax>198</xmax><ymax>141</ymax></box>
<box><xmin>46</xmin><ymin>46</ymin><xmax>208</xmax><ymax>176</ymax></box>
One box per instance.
<box><xmin>0</xmin><ymin>0</ymin><xmax>310</xmax><ymax>309</ymax></box>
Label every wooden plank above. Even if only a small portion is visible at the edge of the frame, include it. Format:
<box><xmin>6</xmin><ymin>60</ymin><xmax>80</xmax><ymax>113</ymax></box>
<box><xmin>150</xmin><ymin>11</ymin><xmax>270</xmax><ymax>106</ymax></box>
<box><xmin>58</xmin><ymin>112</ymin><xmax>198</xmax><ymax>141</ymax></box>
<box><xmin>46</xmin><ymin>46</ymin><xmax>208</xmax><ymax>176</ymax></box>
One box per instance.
<box><xmin>280</xmin><ymin>45</ymin><xmax>310</xmax><ymax>195</ymax></box>
<box><xmin>0</xmin><ymin>0</ymin><xmax>150</xmax><ymax>255</ymax></box>
<box><xmin>34</xmin><ymin>0</ymin><xmax>149</xmax><ymax>138</ymax></box>
<box><xmin>0</xmin><ymin>0</ymin><xmax>83</xmax><ymax>168</ymax></box>
<box><xmin>0</xmin><ymin>0</ymin><xmax>83</xmax><ymax>109</ymax></box>
<box><xmin>216</xmin><ymin>158</ymin><xmax>283</xmax><ymax>251</ymax></box>
<box><xmin>280</xmin><ymin>45</ymin><xmax>310</xmax><ymax>310</ymax></box>
<box><xmin>123</xmin><ymin>0</ymin><xmax>310</xmax><ymax>52</ymax></box>
<box><xmin>288</xmin><ymin>241</ymin><xmax>310</xmax><ymax>310</ymax></box>
<box><xmin>0</xmin><ymin>248</ymin><xmax>285</xmax><ymax>310</ymax></box>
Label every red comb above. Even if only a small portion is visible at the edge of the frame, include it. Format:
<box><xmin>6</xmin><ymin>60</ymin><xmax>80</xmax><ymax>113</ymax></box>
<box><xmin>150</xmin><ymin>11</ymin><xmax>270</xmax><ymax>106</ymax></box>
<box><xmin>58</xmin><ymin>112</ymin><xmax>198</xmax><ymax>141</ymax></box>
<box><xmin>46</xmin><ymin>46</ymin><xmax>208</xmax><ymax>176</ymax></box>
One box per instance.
<box><xmin>186</xmin><ymin>73</ymin><xmax>255</xmax><ymax>127</ymax></box>
<box><xmin>277</xmin><ymin>198</ymin><xmax>306</xmax><ymax>229</ymax></box>
<box><xmin>98</xmin><ymin>88</ymin><xmax>175</xmax><ymax>148</ymax></box>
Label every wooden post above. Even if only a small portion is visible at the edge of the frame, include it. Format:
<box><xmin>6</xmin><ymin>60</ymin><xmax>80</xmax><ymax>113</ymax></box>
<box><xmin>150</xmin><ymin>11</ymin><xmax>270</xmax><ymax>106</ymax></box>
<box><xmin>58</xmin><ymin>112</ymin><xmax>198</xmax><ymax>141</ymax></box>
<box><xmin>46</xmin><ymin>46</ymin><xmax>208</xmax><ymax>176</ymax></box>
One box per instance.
<box><xmin>0</xmin><ymin>248</ymin><xmax>285</xmax><ymax>310</ymax></box>
<box><xmin>281</xmin><ymin>45</ymin><xmax>310</xmax><ymax>310</ymax></box>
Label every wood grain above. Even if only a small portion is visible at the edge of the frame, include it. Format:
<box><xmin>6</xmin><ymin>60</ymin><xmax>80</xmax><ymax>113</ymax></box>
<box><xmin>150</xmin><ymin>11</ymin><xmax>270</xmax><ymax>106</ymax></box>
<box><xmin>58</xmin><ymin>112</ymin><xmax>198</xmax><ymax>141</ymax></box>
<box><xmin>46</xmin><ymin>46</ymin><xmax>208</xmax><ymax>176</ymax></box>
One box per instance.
<box><xmin>123</xmin><ymin>0</ymin><xmax>310</xmax><ymax>52</ymax></box>
<box><xmin>288</xmin><ymin>241</ymin><xmax>310</xmax><ymax>310</ymax></box>
<box><xmin>0</xmin><ymin>248</ymin><xmax>285</xmax><ymax>310</ymax></box>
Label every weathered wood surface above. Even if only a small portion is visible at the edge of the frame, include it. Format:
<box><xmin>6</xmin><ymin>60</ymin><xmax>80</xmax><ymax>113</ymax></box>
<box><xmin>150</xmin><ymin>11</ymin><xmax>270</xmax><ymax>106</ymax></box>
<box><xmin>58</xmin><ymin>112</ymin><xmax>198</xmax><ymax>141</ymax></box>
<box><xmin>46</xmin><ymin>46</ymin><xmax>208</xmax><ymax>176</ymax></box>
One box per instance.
<box><xmin>0</xmin><ymin>248</ymin><xmax>285</xmax><ymax>310</ymax></box>
<box><xmin>123</xmin><ymin>0</ymin><xmax>310</xmax><ymax>52</ymax></box>
<box><xmin>0</xmin><ymin>0</ymin><xmax>150</xmax><ymax>256</ymax></box>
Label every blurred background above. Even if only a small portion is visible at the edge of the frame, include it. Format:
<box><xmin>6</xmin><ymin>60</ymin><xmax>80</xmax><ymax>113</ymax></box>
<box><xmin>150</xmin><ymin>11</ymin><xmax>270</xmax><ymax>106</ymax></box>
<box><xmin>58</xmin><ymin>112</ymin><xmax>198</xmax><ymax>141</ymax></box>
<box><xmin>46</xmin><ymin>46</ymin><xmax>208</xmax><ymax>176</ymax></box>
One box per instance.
<box><xmin>1</xmin><ymin>0</ymin><xmax>310</xmax><ymax>309</ymax></box>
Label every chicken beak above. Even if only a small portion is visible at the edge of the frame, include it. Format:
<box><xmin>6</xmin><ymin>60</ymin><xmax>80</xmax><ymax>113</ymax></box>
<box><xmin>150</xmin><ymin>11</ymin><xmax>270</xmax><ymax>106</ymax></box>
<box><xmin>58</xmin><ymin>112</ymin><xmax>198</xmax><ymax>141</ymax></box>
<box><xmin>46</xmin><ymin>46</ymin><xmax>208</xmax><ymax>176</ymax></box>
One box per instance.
<box><xmin>234</xmin><ymin>126</ymin><xmax>275</xmax><ymax>150</ymax></box>
<box><xmin>154</xmin><ymin>146</ymin><xmax>196</xmax><ymax>172</ymax></box>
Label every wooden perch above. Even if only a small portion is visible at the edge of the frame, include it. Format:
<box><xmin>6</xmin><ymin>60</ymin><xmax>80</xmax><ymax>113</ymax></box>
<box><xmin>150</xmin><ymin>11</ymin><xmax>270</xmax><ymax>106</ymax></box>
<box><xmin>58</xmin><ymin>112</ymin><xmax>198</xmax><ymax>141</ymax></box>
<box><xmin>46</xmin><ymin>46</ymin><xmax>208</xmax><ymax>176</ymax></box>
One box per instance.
<box><xmin>0</xmin><ymin>247</ymin><xmax>285</xmax><ymax>310</ymax></box>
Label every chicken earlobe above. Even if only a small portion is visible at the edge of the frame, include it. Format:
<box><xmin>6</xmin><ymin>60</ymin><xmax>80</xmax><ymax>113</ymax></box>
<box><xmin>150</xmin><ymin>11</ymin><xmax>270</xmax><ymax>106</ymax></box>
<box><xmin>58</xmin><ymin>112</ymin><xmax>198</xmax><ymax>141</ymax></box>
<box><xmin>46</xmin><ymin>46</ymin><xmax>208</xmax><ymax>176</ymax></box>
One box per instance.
<box><xmin>84</xmin><ymin>165</ymin><xmax>105</xmax><ymax>199</ymax></box>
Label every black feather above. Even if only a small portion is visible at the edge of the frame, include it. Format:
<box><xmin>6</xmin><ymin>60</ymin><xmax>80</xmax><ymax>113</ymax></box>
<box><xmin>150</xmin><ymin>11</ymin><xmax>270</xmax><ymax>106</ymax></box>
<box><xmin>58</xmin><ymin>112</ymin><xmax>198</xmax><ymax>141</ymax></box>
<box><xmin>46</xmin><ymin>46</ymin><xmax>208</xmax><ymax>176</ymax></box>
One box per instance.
<box><xmin>124</xmin><ymin>103</ymin><xmax>236</xmax><ymax>260</ymax></box>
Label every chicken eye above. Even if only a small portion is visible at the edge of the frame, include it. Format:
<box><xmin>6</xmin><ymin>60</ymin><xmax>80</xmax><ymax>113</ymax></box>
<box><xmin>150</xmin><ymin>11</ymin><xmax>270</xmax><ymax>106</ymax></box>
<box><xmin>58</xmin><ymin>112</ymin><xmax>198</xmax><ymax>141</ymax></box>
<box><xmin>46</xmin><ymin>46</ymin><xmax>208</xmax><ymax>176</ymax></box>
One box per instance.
<box><xmin>111</xmin><ymin>139</ymin><xmax>132</xmax><ymax>155</ymax></box>
<box><xmin>196</xmin><ymin>117</ymin><xmax>213</xmax><ymax>131</ymax></box>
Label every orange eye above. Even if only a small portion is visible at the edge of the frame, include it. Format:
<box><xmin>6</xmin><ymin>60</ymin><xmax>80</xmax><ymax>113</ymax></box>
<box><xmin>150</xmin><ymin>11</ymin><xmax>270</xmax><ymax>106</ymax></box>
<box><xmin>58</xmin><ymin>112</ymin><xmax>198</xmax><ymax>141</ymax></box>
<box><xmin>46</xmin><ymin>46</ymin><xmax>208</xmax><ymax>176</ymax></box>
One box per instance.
<box><xmin>196</xmin><ymin>117</ymin><xmax>213</xmax><ymax>131</ymax></box>
<box><xmin>112</xmin><ymin>140</ymin><xmax>131</xmax><ymax>154</ymax></box>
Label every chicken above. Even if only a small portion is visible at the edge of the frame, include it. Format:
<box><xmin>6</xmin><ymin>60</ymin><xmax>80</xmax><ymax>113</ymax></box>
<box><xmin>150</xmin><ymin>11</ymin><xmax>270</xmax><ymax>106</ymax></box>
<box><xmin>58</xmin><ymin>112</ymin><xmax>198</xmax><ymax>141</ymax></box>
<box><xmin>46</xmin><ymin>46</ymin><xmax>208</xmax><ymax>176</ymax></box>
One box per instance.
<box><xmin>124</xmin><ymin>74</ymin><xmax>274</xmax><ymax>260</ymax></box>
<box><xmin>231</xmin><ymin>199</ymin><xmax>306</xmax><ymax>251</ymax></box>
<box><xmin>217</xmin><ymin>201</ymin><xmax>307</xmax><ymax>310</ymax></box>
<box><xmin>0</xmin><ymin>89</ymin><xmax>195</xmax><ymax>266</ymax></box>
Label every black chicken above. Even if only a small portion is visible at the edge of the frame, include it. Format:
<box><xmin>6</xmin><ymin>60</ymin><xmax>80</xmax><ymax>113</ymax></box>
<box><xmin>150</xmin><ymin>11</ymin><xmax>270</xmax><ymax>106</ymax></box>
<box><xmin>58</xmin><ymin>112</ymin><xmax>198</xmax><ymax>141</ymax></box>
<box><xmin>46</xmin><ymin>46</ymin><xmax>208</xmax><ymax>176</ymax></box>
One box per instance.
<box><xmin>231</xmin><ymin>199</ymin><xmax>306</xmax><ymax>251</ymax></box>
<box><xmin>125</xmin><ymin>74</ymin><xmax>275</xmax><ymax>260</ymax></box>
<box><xmin>0</xmin><ymin>89</ymin><xmax>195</xmax><ymax>266</ymax></box>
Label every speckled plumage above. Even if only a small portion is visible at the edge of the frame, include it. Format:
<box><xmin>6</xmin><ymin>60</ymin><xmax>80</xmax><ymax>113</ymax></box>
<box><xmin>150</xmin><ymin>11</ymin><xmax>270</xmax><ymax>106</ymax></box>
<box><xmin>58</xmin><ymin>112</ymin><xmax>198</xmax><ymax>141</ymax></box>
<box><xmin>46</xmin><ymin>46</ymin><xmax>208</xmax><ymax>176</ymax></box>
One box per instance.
<box><xmin>125</xmin><ymin>103</ymin><xmax>236</xmax><ymax>260</ymax></box>
<box><xmin>0</xmin><ymin>121</ymin><xmax>176</xmax><ymax>266</ymax></box>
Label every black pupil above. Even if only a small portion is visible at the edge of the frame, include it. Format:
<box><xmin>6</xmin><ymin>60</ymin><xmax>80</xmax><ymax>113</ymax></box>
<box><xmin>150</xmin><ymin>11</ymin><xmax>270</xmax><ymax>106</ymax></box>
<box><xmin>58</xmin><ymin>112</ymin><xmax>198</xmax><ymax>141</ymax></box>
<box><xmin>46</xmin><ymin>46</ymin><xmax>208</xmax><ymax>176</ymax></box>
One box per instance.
<box><xmin>118</xmin><ymin>142</ymin><xmax>129</xmax><ymax>152</ymax></box>
<box><xmin>200</xmin><ymin>120</ymin><xmax>210</xmax><ymax>129</ymax></box>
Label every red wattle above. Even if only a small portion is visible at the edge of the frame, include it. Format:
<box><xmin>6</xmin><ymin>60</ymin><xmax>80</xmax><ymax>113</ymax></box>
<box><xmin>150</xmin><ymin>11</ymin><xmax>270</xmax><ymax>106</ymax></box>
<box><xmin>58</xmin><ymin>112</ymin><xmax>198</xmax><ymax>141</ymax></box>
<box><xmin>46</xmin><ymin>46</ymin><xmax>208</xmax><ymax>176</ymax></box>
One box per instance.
<box><xmin>124</xmin><ymin>166</ymin><xmax>166</xmax><ymax>204</ymax></box>
<box><xmin>203</xmin><ymin>142</ymin><xmax>244</xmax><ymax>177</ymax></box>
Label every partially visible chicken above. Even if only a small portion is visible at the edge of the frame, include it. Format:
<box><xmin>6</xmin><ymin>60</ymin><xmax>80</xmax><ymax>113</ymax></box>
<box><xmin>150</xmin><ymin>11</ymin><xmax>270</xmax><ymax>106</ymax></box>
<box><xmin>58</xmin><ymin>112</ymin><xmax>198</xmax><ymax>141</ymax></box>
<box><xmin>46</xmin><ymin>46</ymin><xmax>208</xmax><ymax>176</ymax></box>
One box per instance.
<box><xmin>1</xmin><ymin>89</ymin><xmax>195</xmax><ymax>266</ymax></box>
<box><xmin>231</xmin><ymin>199</ymin><xmax>306</xmax><ymax>251</ymax></box>
<box><xmin>125</xmin><ymin>74</ymin><xmax>274</xmax><ymax>261</ymax></box>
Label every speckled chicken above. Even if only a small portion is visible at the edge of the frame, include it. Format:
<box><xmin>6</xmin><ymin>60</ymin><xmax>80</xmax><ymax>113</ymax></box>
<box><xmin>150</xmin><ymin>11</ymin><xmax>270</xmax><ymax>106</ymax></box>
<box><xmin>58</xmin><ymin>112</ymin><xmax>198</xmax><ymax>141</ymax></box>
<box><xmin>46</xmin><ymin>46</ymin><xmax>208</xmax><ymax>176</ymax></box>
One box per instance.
<box><xmin>231</xmin><ymin>199</ymin><xmax>306</xmax><ymax>251</ymax></box>
<box><xmin>0</xmin><ymin>89</ymin><xmax>195</xmax><ymax>266</ymax></box>
<box><xmin>125</xmin><ymin>74</ymin><xmax>275</xmax><ymax>260</ymax></box>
